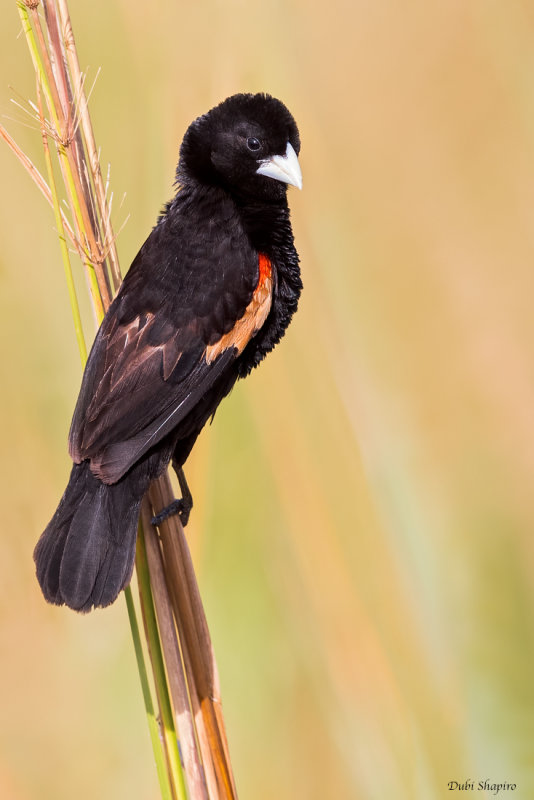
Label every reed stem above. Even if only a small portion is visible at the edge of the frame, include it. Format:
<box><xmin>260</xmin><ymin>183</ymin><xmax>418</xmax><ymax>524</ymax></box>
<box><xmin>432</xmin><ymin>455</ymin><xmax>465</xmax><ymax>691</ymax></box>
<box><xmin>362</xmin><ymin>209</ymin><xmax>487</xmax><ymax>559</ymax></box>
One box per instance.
<box><xmin>6</xmin><ymin>3</ymin><xmax>238</xmax><ymax>797</ymax></box>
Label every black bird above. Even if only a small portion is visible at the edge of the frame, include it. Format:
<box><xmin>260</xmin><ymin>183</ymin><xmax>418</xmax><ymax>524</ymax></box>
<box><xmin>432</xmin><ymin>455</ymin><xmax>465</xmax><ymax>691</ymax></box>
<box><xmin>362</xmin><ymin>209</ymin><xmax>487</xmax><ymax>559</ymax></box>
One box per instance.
<box><xmin>34</xmin><ymin>92</ymin><xmax>302</xmax><ymax>612</ymax></box>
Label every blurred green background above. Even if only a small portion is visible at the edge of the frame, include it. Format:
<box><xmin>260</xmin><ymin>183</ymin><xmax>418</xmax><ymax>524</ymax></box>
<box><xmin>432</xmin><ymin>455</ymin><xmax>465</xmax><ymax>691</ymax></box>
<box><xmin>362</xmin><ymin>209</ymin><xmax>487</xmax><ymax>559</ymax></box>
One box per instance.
<box><xmin>2</xmin><ymin>1</ymin><xmax>534</xmax><ymax>798</ymax></box>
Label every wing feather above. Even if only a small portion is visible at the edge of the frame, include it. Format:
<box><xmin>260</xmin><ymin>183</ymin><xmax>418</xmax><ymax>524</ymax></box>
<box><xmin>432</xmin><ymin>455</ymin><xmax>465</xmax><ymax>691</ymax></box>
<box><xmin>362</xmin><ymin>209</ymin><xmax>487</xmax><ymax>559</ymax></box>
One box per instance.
<box><xmin>68</xmin><ymin>240</ymin><xmax>273</xmax><ymax>486</ymax></box>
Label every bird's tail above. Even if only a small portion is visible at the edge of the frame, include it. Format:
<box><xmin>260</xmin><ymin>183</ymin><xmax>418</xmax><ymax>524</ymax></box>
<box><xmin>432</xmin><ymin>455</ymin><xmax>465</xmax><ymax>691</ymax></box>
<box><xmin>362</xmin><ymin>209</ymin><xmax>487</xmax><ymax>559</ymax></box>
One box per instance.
<box><xmin>34</xmin><ymin>461</ymin><xmax>144</xmax><ymax>612</ymax></box>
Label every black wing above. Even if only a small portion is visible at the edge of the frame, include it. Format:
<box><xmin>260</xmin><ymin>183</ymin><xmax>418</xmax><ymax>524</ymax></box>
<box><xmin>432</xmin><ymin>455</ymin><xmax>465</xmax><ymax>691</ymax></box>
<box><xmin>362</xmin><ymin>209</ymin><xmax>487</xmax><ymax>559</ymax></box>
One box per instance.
<box><xmin>69</xmin><ymin>195</ymin><xmax>268</xmax><ymax>484</ymax></box>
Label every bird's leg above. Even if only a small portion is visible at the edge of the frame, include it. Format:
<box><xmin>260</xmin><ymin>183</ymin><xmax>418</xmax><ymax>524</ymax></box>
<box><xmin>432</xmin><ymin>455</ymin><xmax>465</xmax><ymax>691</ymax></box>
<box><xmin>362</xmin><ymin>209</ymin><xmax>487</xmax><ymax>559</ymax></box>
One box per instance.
<box><xmin>151</xmin><ymin>462</ymin><xmax>193</xmax><ymax>527</ymax></box>
<box><xmin>174</xmin><ymin>463</ymin><xmax>193</xmax><ymax>525</ymax></box>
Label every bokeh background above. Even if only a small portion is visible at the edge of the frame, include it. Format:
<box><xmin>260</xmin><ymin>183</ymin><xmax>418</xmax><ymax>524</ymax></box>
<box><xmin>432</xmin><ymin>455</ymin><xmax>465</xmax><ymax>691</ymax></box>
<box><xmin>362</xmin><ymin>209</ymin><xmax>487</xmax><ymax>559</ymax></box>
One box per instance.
<box><xmin>2</xmin><ymin>1</ymin><xmax>534</xmax><ymax>798</ymax></box>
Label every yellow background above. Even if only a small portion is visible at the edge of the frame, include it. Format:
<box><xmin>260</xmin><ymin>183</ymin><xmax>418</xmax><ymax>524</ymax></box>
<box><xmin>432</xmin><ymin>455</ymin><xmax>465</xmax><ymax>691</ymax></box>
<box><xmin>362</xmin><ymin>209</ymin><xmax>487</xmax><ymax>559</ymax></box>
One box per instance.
<box><xmin>1</xmin><ymin>1</ymin><xmax>534</xmax><ymax>798</ymax></box>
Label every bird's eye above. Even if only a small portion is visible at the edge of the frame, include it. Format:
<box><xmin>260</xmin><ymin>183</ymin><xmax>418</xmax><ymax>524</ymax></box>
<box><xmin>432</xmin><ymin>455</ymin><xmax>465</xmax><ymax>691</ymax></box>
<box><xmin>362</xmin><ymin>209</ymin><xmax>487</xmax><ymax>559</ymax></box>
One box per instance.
<box><xmin>247</xmin><ymin>137</ymin><xmax>262</xmax><ymax>151</ymax></box>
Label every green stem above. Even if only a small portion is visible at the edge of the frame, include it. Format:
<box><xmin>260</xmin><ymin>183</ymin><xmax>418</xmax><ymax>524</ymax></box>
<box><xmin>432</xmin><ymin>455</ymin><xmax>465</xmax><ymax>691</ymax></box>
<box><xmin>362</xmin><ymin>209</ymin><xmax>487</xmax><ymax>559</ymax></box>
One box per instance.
<box><xmin>38</xmin><ymin>88</ymin><xmax>87</xmax><ymax>363</ymax></box>
<box><xmin>136</xmin><ymin>524</ymin><xmax>188</xmax><ymax>800</ymax></box>
<box><xmin>125</xmin><ymin>585</ymin><xmax>174</xmax><ymax>800</ymax></box>
<box><xmin>17</xmin><ymin>3</ymin><xmax>55</xmax><ymax>114</ymax></box>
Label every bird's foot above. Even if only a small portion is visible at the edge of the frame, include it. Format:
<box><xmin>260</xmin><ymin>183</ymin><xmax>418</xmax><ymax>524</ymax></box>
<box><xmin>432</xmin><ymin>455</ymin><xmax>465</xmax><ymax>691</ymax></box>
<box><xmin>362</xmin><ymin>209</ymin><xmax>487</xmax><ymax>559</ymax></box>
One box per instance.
<box><xmin>151</xmin><ymin>497</ymin><xmax>192</xmax><ymax>528</ymax></box>
<box><xmin>151</xmin><ymin>464</ymin><xmax>193</xmax><ymax>527</ymax></box>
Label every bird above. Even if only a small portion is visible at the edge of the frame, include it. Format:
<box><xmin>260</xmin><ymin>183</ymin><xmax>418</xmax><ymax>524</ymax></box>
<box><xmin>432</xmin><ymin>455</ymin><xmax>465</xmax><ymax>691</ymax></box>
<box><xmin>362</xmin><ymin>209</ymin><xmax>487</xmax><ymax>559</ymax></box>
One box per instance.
<box><xmin>34</xmin><ymin>92</ymin><xmax>302</xmax><ymax>612</ymax></box>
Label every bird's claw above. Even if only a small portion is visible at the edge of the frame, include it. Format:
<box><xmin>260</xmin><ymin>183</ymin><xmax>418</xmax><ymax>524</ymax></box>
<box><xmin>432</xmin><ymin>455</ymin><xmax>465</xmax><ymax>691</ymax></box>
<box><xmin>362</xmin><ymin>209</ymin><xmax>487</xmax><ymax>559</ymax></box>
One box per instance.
<box><xmin>151</xmin><ymin>498</ymin><xmax>191</xmax><ymax>528</ymax></box>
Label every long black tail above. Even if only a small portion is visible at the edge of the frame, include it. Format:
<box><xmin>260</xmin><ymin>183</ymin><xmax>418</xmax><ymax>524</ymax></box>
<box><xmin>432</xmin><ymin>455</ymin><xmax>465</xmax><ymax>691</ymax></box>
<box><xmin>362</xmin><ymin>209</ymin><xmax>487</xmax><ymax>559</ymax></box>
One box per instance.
<box><xmin>34</xmin><ymin>461</ymin><xmax>145</xmax><ymax>612</ymax></box>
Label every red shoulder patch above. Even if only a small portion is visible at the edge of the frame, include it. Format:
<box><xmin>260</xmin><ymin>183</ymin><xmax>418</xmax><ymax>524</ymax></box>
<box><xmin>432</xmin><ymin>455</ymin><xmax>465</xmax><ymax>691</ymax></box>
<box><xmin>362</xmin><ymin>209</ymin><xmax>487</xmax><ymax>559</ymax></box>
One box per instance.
<box><xmin>258</xmin><ymin>252</ymin><xmax>272</xmax><ymax>286</ymax></box>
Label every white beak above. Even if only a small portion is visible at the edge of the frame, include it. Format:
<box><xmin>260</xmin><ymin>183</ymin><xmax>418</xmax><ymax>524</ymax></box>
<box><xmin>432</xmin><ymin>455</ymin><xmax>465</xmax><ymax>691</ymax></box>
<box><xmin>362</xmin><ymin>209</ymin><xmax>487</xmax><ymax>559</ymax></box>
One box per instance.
<box><xmin>256</xmin><ymin>141</ymin><xmax>303</xmax><ymax>190</ymax></box>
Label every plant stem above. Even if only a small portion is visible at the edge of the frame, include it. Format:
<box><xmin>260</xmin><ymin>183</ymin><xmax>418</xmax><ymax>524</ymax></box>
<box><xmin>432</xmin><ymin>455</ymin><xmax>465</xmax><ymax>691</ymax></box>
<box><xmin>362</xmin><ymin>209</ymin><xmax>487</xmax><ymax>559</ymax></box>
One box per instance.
<box><xmin>13</xmin><ymin>5</ymin><xmax>185</xmax><ymax>796</ymax></box>
<box><xmin>55</xmin><ymin>0</ymin><xmax>122</xmax><ymax>291</ymax></box>
<box><xmin>136</xmin><ymin>523</ymin><xmax>188</xmax><ymax>800</ymax></box>
<box><xmin>140</xmin><ymin>501</ymin><xmax>209</xmax><ymax>800</ymax></box>
<box><xmin>8</xmin><ymin>4</ymin><xmax>238</xmax><ymax>797</ymax></box>
<box><xmin>125</xmin><ymin>585</ymin><xmax>174</xmax><ymax>800</ymax></box>
<box><xmin>37</xmin><ymin>81</ymin><xmax>87</xmax><ymax>364</ymax></box>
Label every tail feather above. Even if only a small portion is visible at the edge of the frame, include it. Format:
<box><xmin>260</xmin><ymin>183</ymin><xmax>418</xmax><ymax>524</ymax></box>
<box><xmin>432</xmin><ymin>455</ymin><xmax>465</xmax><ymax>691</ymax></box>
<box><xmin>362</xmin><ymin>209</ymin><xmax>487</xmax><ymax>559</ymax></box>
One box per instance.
<box><xmin>34</xmin><ymin>461</ymin><xmax>144</xmax><ymax>612</ymax></box>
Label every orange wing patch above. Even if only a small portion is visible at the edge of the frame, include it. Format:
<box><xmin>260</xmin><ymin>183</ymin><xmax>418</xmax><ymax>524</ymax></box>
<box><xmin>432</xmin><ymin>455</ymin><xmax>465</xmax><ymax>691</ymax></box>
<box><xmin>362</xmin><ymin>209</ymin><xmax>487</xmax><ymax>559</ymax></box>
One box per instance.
<box><xmin>205</xmin><ymin>253</ymin><xmax>273</xmax><ymax>365</ymax></box>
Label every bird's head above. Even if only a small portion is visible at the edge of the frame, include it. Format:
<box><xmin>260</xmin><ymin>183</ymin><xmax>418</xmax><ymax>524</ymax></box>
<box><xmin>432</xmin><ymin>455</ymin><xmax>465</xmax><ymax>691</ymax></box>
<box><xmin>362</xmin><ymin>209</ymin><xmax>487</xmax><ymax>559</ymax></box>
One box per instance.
<box><xmin>177</xmin><ymin>93</ymin><xmax>302</xmax><ymax>201</ymax></box>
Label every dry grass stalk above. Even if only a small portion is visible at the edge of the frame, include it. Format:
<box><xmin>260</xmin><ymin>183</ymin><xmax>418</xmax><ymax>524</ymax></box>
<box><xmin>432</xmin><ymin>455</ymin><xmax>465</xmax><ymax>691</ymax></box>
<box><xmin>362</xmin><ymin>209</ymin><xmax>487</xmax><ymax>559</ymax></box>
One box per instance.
<box><xmin>54</xmin><ymin>0</ymin><xmax>122</xmax><ymax>289</ymax></box>
<box><xmin>6</xmin><ymin>1</ymin><xmax>238</xmax><ymax>797</ymax></box>
<box><xmin>140</xmin><ymin>501</ymin><xmax>209</xmax><ymax>800</ymax></box>
<box><xmin>149</xmin><ymin>477</ymin><xmax>238</xmax><ymax>799</ymax></box>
